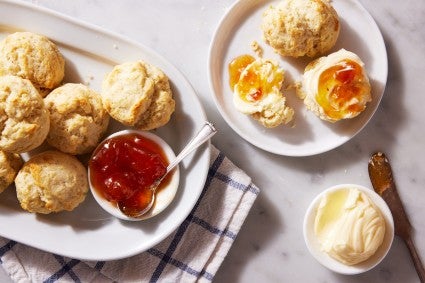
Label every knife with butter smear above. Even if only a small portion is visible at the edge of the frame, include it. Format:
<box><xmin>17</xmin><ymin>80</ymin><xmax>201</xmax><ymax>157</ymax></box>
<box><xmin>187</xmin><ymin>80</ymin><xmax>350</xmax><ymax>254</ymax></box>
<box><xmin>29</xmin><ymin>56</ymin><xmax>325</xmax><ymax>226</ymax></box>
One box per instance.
<box><xmin>368</xmin><ymin>152</ymin><xmax>425</xmax><ymax>283</ymax></box>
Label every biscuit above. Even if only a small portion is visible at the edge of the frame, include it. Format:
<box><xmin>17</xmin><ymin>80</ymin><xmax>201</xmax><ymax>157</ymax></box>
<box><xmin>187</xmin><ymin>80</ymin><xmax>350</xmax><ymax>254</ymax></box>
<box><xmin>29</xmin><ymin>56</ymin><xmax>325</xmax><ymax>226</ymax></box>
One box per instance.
<box><xmin>232</xmin><ymin>57</ymin><xmax>294</xmax><ymax>128</ymax></box>
<box><xmin>15</xmin><ymin>150</ymin><xmax>88</xmax><ymax>214</ymax></box>
<box><xmin>44</xmin><ymin>83</ymin><xmax>110</xmax><ymax>155</ymax></box>
<box><xmin>135</xmin><ymin>62</ymin><xmax>175</xmax><ymax>130</ymax></box>
<box><xmin>102</xmin><ymin>61</ymin><xmax>175</xmax><ymax>130</ymax></box>
<box><xmin>0</xmin><ymin>75</ymin><xmax>50</xmax><ymax>153</ymax></box>
<box><xmin>261</xmin><ymin>0</ymin><xmax>340</xmax><ymax>57</ymax></box>
<box><xmin>101</xmin><ymin>61</ymin><xmax>155</xmax><ymax>125</ymax></box>
<box><xmin>0</xmin><ymin>32</ymin><xmax>65</xmax><ymax>94</ymax></box>
<box><xmin>0</xmin><ymin>150</ymin><xmax>23</xmax><ymax>194</ymax></box>
<box><xmin>251</xmin><ymin>100</ymin><xmax>295</xmax><ymax>128</ymax></box>
<box><xmin>297</xmin><ymin>49</ymin><xmax>371</xmax><ymax>122</ymax></box>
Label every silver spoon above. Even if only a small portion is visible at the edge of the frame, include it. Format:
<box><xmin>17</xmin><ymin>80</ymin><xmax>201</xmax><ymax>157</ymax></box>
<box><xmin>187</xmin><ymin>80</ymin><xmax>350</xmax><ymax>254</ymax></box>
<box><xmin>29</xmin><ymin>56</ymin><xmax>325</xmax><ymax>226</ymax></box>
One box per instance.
<box><xmin>119</xmin><ymin>121</ymin><xmax>217</xmax><ymax>218</ymax></box>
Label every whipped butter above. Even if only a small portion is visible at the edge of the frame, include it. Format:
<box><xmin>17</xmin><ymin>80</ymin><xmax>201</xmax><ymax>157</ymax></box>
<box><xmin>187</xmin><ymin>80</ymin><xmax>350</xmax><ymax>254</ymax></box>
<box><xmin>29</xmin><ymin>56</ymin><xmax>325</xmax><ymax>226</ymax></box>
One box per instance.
<box><xmin>314</xmin><ymin>187</ymin><xmax>385</xmax><ymax>265</ymax></box>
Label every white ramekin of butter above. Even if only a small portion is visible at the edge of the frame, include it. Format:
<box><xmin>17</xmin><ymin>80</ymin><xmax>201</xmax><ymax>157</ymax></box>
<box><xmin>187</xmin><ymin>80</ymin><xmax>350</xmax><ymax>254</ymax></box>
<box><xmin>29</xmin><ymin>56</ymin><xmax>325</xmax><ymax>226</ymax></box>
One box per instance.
<box><xmin>303</xmin><ymin>184</ymin><xmax>394</xmax><ymax>274</ymax></box>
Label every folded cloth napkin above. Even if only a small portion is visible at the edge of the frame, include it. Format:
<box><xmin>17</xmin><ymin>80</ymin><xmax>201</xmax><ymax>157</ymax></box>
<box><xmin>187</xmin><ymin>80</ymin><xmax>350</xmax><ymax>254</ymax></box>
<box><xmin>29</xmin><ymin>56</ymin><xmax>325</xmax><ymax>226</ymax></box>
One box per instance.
<box><xmin>0</xmin><ymin>145</ymin><xmax>259</xmax><ymax>283</ymax></box>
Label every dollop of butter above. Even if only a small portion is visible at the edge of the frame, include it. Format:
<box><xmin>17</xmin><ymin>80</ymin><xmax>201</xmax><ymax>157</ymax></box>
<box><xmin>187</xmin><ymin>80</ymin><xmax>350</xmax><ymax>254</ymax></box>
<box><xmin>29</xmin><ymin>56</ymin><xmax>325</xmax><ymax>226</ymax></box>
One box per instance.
<box><xmin>314</xmin><ymin>188</ymin><xmax>385</xmax><ymax>265</ymax></box>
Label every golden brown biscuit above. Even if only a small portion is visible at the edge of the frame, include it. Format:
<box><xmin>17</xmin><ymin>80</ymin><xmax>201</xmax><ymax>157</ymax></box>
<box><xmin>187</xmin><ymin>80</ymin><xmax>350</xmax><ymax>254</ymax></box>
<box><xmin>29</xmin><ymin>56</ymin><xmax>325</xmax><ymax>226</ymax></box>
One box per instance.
<box><xmin>102</xmin><ymin>61</ymin><xmax>175</xmax><ymax>130</ymax></box>
<box><xmin>44</xmin><ymin>83</ymin><xmax>110</xmax><ymax>155</ymax></box>
<box><xmin>261</xmin><ymin>0</ymin><xmax>340</xmax><ymax>57</ymax></box>
<box><xmin>101</xmin><ymin>61</ymin><xmax>155</xmax><ymax>125</ymax></box>
<box><xmin>135</xmin><ymin>62</ymin><xmax>175</xmax><ymax>130</ymax></box>
<box><xmin>0</xmin><ymin>32</ymin><xmax>65</xmax><ymax>94</ymax></box>
<box><xmin>0</xmin><ymin>75</ymin><xmax>50</xmax><ymax>153</ymax></box>
<box><xmin>0</xmin><ymin>150</ymin><xmax>23</xmax><ymax>193</ymax></box>
<box><xmin>15</xmin><ymin>150</ymin><xmax>88</xmax><ymax>214</ymax></box>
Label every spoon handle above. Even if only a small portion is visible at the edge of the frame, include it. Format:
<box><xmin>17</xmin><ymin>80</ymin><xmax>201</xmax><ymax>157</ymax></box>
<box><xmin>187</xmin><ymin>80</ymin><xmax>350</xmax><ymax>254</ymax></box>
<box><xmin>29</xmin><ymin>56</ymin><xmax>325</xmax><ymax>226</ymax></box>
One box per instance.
<box><xmin>167</xmin><ymin>121</ymin><xmax>217</xmax><ymax>172</ymax></box>
<box><xmin>405</xmin><ymin>236</ymin><xmax>425</xmax><ymax>283</ymax></box>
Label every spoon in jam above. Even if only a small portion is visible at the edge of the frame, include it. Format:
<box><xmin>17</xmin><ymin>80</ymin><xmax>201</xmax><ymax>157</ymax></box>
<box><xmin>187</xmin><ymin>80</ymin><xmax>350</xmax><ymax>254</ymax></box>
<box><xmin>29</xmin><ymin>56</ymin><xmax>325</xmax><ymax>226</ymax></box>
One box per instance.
<box><xmin>119</xmin><ymin>121</ymin><xmax>217</xmax><ymax>218</ymax></box>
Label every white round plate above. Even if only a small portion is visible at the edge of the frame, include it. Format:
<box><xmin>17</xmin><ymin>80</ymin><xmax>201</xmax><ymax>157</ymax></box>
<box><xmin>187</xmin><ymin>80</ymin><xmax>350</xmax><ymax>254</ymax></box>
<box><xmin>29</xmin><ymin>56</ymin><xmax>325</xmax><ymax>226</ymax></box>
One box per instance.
<box><xmin>208</xmin><ymin>0</ymin><xmax>387</xmax><ymax>156</ymax></box>
<box><xmin>0</xmin><ymin>0</ymin><xmax>210</xmax><ymax>261</ymax></box>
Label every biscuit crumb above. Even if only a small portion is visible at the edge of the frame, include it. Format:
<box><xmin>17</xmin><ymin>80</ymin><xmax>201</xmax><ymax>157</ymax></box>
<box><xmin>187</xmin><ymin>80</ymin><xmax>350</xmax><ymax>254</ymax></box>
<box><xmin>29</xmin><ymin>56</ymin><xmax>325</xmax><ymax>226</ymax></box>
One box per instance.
<box><xmin>251</xmin><ymin>41</ymin><xmax>263</xmax><ymax>57</ymax></box>
<box><xmin>113</xmin><ymin>44</ymin><xmax>119</xmax><ymax>50</ymax></box>
<box><xmin>84</xmin><ymin>75</ymin><xmax>95</xmax><ymax>85</ymax></box>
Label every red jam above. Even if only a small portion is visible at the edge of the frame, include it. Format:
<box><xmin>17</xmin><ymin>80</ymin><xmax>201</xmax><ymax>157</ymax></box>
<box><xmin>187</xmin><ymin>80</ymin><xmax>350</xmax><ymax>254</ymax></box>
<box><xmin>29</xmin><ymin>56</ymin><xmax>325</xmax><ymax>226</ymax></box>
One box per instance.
<box><xmin>89</xmin><ymin>133</ymin><xmax>169</xmax><ymax>217</ymax></box>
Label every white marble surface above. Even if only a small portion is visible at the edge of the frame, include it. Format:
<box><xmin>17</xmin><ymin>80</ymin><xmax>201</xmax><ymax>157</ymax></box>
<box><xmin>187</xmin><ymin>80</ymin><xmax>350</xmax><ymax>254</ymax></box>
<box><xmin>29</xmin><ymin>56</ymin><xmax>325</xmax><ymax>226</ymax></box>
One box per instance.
<box><xmin>1</xmin><ymin>0</ymin><xmax>425</xmax><ymax>282</ymax></box>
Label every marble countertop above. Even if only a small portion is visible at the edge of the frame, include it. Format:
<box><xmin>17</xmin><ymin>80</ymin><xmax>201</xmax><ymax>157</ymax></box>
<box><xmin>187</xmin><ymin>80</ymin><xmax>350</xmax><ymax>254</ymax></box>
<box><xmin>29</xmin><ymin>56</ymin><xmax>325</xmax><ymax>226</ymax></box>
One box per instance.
<box><xmin>1</xmin><ymin>0</ymin><xmax>424</xmax><ymax>282</ymax></box>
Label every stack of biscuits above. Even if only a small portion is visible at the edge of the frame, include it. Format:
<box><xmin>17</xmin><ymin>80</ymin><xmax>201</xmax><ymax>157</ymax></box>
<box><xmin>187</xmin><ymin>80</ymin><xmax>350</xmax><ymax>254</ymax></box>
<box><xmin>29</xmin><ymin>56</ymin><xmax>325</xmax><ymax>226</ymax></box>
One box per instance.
<box><xmin>0</xmin><ymin>31</ymin><xmax>175</xmax><ymax>214</ymax></box>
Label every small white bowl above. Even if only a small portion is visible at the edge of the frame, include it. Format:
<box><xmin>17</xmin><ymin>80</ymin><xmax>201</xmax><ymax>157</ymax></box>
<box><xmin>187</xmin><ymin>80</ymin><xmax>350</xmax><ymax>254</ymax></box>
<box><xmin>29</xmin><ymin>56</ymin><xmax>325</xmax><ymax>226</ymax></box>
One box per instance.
<box><xmin>88</xmin><ymin>129</ymin><xmax>180</xmax><ymax>221</ymax></box>
<box><xmin>303</xmin><ymin>184</ymin><xmax>394</xmax><ymax>274</ymax></box>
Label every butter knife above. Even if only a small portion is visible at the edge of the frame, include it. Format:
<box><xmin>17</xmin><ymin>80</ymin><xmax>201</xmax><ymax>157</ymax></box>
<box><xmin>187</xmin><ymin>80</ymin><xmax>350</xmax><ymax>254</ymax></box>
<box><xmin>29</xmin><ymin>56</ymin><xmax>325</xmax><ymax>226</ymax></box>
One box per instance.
<box><xmin>368</xmin><ymin>152</ymin><xmax>425</xmax><ymax>282</ymax></box>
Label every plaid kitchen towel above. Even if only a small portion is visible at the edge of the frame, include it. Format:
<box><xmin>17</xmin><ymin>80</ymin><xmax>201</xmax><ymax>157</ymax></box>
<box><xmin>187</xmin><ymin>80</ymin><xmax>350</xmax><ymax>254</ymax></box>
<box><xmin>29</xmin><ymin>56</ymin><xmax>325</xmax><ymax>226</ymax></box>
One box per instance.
<box><xmin>0</xmin><ymin>145</ymin><xmax>259</xmax><ymax>282</ymax></box>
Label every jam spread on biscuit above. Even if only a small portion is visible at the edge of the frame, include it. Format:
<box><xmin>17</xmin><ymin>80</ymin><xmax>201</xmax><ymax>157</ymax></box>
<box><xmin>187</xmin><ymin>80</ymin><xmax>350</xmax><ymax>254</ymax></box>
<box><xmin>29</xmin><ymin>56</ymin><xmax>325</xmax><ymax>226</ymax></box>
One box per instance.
<box><xmin>229</xmin><ymin>54</ymin><xmax>283</xmax><ymax>102</ymax></box>
<box><xmin>229</xmin><ymin>54</ymin><xmax>255</xmax><ymax>90</ymax></box>
<box><xmin>89</xmin><ymin>133</ymin><xmax>169</xmax><ymax>217</ymax></box>
<box><xmin>317</xmin><ymin>59</ymin><xmax>371</xmax><ymax>120</ymax></box>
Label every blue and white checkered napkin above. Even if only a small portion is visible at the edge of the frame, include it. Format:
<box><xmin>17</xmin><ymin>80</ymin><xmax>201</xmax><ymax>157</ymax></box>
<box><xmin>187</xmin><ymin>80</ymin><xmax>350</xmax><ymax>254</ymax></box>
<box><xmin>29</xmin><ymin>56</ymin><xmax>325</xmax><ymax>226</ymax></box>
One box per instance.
<box><xmin>0</xmin><ymin>145</ymin><xmax>259</xmax><ymax>282</ymax></box>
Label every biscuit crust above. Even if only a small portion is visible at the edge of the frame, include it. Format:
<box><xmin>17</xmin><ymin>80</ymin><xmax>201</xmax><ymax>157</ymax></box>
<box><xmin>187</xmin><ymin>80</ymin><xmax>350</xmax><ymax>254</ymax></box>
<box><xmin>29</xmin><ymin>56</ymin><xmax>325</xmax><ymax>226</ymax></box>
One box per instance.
<box><xmin>0</xmin><ymin>32</ymin><xmax>65</xmax><ymax>94</ymax></box>
<box><xmin>44</xmin><ymin>83</ymin><xmax>110</xmax><ymax>155</ymax></box>
<box><xmin>0</xmin><ymin>150</ymin><xmax>23</xmax><ymax>193</ymax></box>
<box><xmin>262</xmin><ymin>0</ymin><xmax>340</xmax><ymax>57</ymax></box>
<box><xmin>101</xmin><ymin>61</ymin><xmax>155</xmax><ymax>125</ymax></box>
<box><xmin>102</xmin><ymin>61</ymin><xmax>175</xmax><ymax>130</ymax></box>
<box><xmin>0</xmin><ymin>75</ymin><xmax>50</xmax><ymax>153</ymax></box>
<box><xmin>135</xmin><ymin>63</ymin><xmax>175</xmax><ymax>130</ymax></box>
<box><xmin>15</xmin><ymin>150</ymin><xmax>88</xmax><ymax>214</ymax></box>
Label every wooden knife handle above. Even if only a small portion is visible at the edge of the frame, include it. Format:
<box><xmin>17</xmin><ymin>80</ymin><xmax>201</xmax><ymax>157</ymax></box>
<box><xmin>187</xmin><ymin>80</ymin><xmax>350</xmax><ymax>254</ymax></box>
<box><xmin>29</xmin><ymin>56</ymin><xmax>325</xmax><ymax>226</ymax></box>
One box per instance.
<box><xmin>369</xmin><ymin>152</ymin><xmax>424</xmax><ymax>282</ymax></box>
<box><xmin>405</xmin><ymin>236</ymin><xmax>425</xmax><ymax>283</ymax></box>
